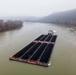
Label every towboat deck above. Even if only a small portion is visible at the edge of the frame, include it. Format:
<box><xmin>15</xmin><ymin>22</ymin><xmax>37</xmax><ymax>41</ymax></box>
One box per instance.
<box><xmin>9</xmin><ymin>33</ymin><xmax>57</xmax><ymax>67</ymax></box>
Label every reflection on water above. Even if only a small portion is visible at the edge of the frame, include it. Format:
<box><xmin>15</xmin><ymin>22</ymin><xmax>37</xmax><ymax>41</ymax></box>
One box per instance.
<box><xmin>0</xmin><ymin>22</ymin><xmax>76</xmax><ymax>75</ymax></box>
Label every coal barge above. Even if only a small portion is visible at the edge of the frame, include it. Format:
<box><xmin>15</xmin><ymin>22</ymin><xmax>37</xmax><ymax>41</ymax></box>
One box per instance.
<box><xmin>9</xmin><ymin>30</ymin><xmax>57</xmax><ymax>67</ymax></box>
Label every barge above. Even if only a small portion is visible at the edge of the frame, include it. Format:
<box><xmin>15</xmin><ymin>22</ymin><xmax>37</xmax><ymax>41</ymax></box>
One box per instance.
<box><xmin>9</xmin><ymin>30</ymin><xmax>57</xmax><ymax>67</ymax></box>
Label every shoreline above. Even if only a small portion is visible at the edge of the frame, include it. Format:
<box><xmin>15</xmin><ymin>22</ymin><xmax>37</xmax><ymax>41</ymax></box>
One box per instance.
<box><xmin>0</xmin><ymin>20</ymin><xmax>23</xmax><ymax>32</ymax></box>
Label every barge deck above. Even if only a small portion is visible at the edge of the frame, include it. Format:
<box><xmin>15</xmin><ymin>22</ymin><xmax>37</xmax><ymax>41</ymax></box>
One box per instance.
<box><xmin>10</xmin><ymin>32</ymin><xmax>57</xmax><ymax>67</ymax></box>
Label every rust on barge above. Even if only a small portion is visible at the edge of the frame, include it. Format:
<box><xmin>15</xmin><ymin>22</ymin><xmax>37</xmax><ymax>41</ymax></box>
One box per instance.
<box><xmin>9</xmin><ymin>31</ymin><xmax>57</xmax><ymax>67</ymax></box>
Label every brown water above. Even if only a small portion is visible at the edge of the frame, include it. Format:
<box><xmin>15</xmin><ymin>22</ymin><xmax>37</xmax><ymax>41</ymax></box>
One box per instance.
<box><xmin>0</xmin><ymin>22</ymin><xmax>76</xmax><ymax>75</ymax></box>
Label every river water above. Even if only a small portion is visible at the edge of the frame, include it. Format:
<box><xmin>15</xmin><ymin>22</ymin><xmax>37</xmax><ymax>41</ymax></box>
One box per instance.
<box><xmin>0</xmin><ymin>22</ymin><xmax>76</xmax><ymax>75</ymax></box>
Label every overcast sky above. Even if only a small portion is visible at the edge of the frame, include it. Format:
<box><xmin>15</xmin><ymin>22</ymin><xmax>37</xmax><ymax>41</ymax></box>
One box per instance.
<box><xmin>0</xmin><ymin>0</ymin><xmax>76</xmax><ymax>17</ymax></box>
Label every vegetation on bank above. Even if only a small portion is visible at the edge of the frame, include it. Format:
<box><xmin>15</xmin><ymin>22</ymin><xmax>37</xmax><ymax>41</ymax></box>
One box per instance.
<box><xmin>0</xmin><ymin>20</ymin><xmax>23</xmax><ymax>32</ymax></box>
<box><xmin>50</xmin><ymin>20</ymin><xmax>76</xmax><ymax>26</ymax></box>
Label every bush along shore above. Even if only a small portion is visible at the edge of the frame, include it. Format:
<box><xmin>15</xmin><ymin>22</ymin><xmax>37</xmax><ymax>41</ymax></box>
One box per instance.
<box><xmin>0</xmin><ymin>20</ymin><xmax>23</xmax><ymax>32</ymax></box>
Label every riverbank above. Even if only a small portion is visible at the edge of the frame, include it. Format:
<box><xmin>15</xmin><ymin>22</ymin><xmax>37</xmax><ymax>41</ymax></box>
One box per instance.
<box><xmin>0</xmin><ymin>20</ymin><xmax>23</xmax><ymax>32</ymax></box>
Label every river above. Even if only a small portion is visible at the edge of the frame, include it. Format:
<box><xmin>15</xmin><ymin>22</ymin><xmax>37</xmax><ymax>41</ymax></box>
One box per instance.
<box><xmin>0</xmin><ymin>22</ymin><xmax>76</xmax><ymax>75</ymax></box>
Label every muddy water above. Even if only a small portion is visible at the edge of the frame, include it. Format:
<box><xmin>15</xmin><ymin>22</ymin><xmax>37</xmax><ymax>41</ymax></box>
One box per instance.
<box><xmin>0</xmin><ymin>22</ymin><xmax>76</xmax><ymax>75</ymax></box>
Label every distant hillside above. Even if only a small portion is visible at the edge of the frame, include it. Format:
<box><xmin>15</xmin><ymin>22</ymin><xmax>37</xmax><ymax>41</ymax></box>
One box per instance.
<box><xmin>39</xmin><ymin>9</ymin><xmax>76</xmax><ymax>25</ymax></box>
<box><xmin>1</xmin><ymin>9</ymin><xmax>76</xmax><ymax>25</ymax></box>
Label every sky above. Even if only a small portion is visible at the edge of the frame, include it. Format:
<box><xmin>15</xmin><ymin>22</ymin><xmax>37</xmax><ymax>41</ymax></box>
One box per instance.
<box><xmin>0</xmin><ymin>0</ymin><xmax>76</xmax><ymax>17</ymax></box>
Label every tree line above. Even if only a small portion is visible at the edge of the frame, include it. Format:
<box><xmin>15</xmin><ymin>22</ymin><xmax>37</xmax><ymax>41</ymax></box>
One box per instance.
<box><xmin>0</xmin><ymin>20</ymin><xmax>23</xmax><ymax>32</ymax></box>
